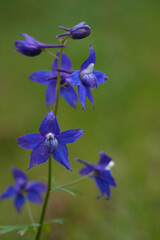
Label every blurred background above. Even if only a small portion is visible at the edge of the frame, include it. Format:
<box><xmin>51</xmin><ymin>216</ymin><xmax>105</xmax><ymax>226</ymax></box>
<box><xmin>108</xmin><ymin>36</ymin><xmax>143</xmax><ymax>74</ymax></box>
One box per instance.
<box><xmin>0</xmin><ymin>0</ymin><xmax>159</xmax><ymax>239</ymax></box>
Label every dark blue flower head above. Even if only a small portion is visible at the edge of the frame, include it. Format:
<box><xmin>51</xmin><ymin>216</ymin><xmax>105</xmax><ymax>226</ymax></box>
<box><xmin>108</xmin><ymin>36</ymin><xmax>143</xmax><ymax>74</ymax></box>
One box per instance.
<box><xmin>14</xmin><ymin>33</ymin><xmax>65</xmax><ymax>57</ymax></box>
<box><xmin>18</xmin><ymin>111</ymin><xmax>83</xmax><ymax>170</ymax></box>
<box><xmin>66</xmin><ymin>45</ymin><xmax>108</xmax><ymax>110</ymax></box>
<box><xmin>29</xmin><ymin>51</ymin><xmax>77</xmax><ymax>108</ymax></box>
<box><xmin>75</xmin><ymin>151</ymin><xmax>116</xmax><ymax>199</ymax></box>
<box><xmin>56</xmin><ymin>22</ymin><xmax>91</xmax><ymax>40</ymax></box>
<box><xmin>0</xmin><ymin>167</ymin><xmax>47</xmax><ymax>212</ymax></box>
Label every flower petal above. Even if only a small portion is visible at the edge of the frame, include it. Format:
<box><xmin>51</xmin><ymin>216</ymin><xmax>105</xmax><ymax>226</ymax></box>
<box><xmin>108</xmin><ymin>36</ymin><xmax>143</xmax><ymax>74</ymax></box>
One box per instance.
<box><xmin>0</xmin><ymin>186</ymin><xmax>16</xmax><ymax>199</ymax></box>
<box><xmin>56</xmin><ymin>129</ymin><xmax>83</xmax><ymax>144</ymax></box>
<box><xmin>75</xmin><ymin>158</ymin><xmax>97</xmax><ymax>170</ymax></box>
<box><xmin>94</xmin><ymin>176</ymin><xmax>111</xmax><ymax>199</ymax></box>
<box><xmin>93</xmin><ymin>70</ymin><xmax>108</xmax><ymax>85</ymax></box>
<box><xmin>60</xmin><ymin>85</ymin><xmax>78</xmax><ymax>108</ymax></box>
<box><xmin>78</xmin><ymin>85</ymin><xmax>87</xmax><ymax>111</ymax></box>
<box><xmin>99</xmin><ymin>151</ymin><xmax>112</xmax><ymax>167</ymax></box>
<box><xmin>86</xmin><ymin>87</ymin><xmax>94</xmax><ymax>107</ymax></box>
<box><xmin>14</xmin><ymin>194</ymin><xmax>25</xmax><ymax>212</ymax></box>
<box><xmin>66</xmin><ymin>71</ymin><xmax>81</xmax><ymax>86</ymax></box>
<box><xmin>39</xmin><ymin>111</ymin><xmax>60</xmax><ymax>136</ymax></box>
<box><xmin>27</xmin><ymin>192</ymin><xmax>43</xmax><ymax>204</ymax></box>
<box><xmin>80</xmin><ymin>45</ymin><xmax>96</xmax><ymax>71</ymax></box>
<box><xmin>46</xmin><ymin>81</ymin><xmax>57</xmax><ymax>107</ymax></box>
<box><xmin>26</xmin><ymin>181</ymin><xmax>47</xmax><ymax>192</ymax></box>
<box><xmin>52</xmin><ymin>143</ymin><xmax>72</xmax><ymax>170</ymax></box>
<box><xmin>18</xmin><ymin>133</ymin><xmax>44</xmax><ymax>149</ymax></box>
<box><xmin>79</xmin><ymin>166</ymin><xmax>93</xmax><ymax>175</ymax></box>
<box><xmin>11</xmin><ymin>167</ymin><xmax>28</xmax><ymax>185</ymax></box>
<box><xmin>28</xmin><ymin>142</ymin><xmax>50</xmax><ymax>169</ymax></box>
<box><xmin>29</xmin><ymin>71</ymin><xmax>53</xmax><ymax>85</ymax></box>
<box><xmin>100</xmin><ymin>171</ymin><xmax>117</xmax><ymax>187</ymax></box>
<box><xmin>52</xmin><ymin>52</ymin><xmax>72</xmax><ymax>72</ymax></box>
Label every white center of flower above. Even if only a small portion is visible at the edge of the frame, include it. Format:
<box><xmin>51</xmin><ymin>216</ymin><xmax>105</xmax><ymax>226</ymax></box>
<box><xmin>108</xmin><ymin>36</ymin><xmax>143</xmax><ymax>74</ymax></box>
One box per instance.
<box><xmin>46</xmin><ymin>133</ymin><xmax>54</xmax><ymax>139</ymax></box>
<box><xmin>79</xmin><ymin>63</ymin><xmax>94</xmax><ymax>78</ymax></box>
<box><xmin>105</xmin><ymin>161</ymin><xmax>115</xmax><ymax>170</ymax></box>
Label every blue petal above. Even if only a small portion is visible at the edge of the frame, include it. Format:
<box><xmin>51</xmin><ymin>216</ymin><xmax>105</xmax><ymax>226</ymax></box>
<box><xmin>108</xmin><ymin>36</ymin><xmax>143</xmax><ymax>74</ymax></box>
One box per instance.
<box><xmin>100</xmin><ymin>171</ymin><xmax>117</xmax><ymax>187</ymax></box>
<box><xmin>93</xmin><ymin>71</ymin><xmax>108</xmax><ymax>85</ymax></box>
<box><xmin>56</xmin><ymin>129</ymin><xmax>83</xmax><ymax>144</ymax></box>
<box><xmin>27</xmin><ymin>192</ymin><xmax>43</xmax><ymax>204</ymax></box>
<box><xmin>66</xmin><ymin>71</ymin><xmax>81</xmax><ymax>86</ymax></box>
<box><xmin>52</xmin><ymin>52</ymin><xmax>72</xmax><ymax>72</ymax></box>
<box><xmin>20</xmin><ymin>33</ymin><xmax>39</xmax><ymax>45</ymax></box>
<box><xmin>46</xmin><ymin>81</ymin><xmax>57</xmax><ymax>107</ymax></box>
<box><xmin>11</xmin><ymin>167</ymin><xmax>28</xmax><ymax>185</ymax></box>
<box><xmin>86</xmin><ymin>87</ymin><xmax>94</xmax><ymax>107</ymax></box>
<box><xmin>26</xmin><ymin>181</ymin><xmax>47</xmax><ymax>192</ymax></box>
<box><xmin>78</xmin><ymin>85</ymin><xmax>87</xmax><ymax>111</ymax></box>
<box><xmin>79</xmin><ymin>167</ymin><xmax>93</xmax><ymax>175</ymax></box>
<box><xmin>60</xmin><ymin>85</ymin><xmax>78</xmax><ymax>108</ymax></box>
<box><xmin>28</xmin><ymin>142</ymin><xmax>50</xmax><ymax>169</ymax></box>
<box><xmin>80</xmin><ymin>45</ymin><xmax>96</xmax><ymax>71</ymax></box>
<box><xmin>14</xmin><ymin>194</ymin><xmax>25</xmax><ymax>212</ymax></box>
<box><xmin>99</xmin><ymin>151</ymin><xmax>112</xmax><ymax>167</ymax></box>
<box><xmin>94</xmin><ymin>176</ymin><xmax>111</xmax><ymax>199</ymax></box>
<box><xmin>39</xmin><ymin>111</ymin><xmax>60</xmax><ymax>136</ymax></box>
<box><xmin>29</xmin><ymin>71</ymin><xmax>53</xmax><ymax>85</ymax></box>
<box><xmin>0</xmin><ymin>186</ymin><xmax>16</xmax><ymax>199</ymax></box>
<box><xmin>75</xmin><ymin>158</ymin><xmax>97</xmax><ymax>171</ymax></box>
<box><xmin>18</xmin><ymin>133</ymin><xmax>44</xmax><ymax>149</ymax></box>
<box><xmin>52</xmin><ymin>143</ymin><xmax>72</xmax><ymax>170</ymax></box>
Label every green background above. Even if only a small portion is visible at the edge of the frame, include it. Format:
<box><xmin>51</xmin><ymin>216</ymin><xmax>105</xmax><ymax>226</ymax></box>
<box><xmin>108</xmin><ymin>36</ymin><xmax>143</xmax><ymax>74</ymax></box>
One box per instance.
<box><xmin>0</xmin><ymin>0</ymin><xmax>159</xmax><ymax>239</ymax></box>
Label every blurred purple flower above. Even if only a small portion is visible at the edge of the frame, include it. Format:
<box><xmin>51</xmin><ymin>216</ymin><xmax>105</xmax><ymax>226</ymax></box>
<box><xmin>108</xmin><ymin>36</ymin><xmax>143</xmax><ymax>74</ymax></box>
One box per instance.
<box><xmin>66</xmin><ymin>45</ymin><xmax>108</xmax><ymax>110</ymax></box>
<box><xmin>56</xmin><ymin>22</ymin><xmax>91</xmax><ymax>40</ymax></box>
<box><xmin>75</xmin><ymin>151</ymin><xmax>116</xmax><ymax>199</ymax></box>
<box><xmin>29</xmin><ymin>51</ymin><xmax>78</xmax><ymax>108</ymax></box>
<box><xmin>0</xmin><ymin>167</ymin><xmax>47</xmax><ymax>212</ymax></box>
<box><xmin>18</xmin><ymin>111</ymin><xmax>83</xmax><ymax>170</ymax></box>
<box><xmin>14</xmin><ymin>33</ymin><xmax>65</xmax><ymax>57</ymax></box>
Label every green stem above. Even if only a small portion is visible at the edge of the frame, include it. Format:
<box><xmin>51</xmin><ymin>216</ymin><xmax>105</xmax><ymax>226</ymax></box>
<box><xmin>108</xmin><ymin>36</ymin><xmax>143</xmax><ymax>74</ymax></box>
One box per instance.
<box><xmin>26</xmin><ymin>201</ymin><xmax>36</xmax><ymax>233</ymax></box>
<box><xmin>43</xmin><ymin>49</ymin><xmax>59</xmax><ymax>59</ymax></box>
<box><xmin>35</xmin><ymin>36</ymin><xmax>70</xmax><ymax>240</ymax></box>
<box><xmin>35</xmin><ymin>156</ymin><xmax>52</xmax><ymax>240</ymax></box>
<box><xmin>60</xmin><ymin>175</ymin><xmax>89</xmax><ymax>188</ymax></box>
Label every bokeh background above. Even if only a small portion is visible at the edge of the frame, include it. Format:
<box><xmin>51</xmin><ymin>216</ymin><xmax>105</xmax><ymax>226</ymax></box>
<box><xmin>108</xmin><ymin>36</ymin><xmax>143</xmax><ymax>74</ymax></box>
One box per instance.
<box><xmin>0</xmin><ymin>0</ymin><xmax>159</xmax><ymax>239</ymax></box>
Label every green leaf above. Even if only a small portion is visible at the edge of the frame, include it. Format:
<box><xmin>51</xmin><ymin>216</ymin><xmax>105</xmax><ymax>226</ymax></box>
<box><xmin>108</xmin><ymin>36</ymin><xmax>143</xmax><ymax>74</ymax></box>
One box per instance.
<box><xmin>18</xmin><ymin>226</ymin><xmax>28</xmax><ymax>236</ymax></box>
<box><xmin>46</xmin><ymin>218</ymin><xmax>64</xmax><ymax>225</ymax></box>
<box><xmin>42</xmin><ymin>223</ymin><xmax>51</xmax><ymax>234</ymax></box>
<box><xmin>0</xmin><ymin>223</ymin><xmax>40</xmax><ymax>235</ymax></box>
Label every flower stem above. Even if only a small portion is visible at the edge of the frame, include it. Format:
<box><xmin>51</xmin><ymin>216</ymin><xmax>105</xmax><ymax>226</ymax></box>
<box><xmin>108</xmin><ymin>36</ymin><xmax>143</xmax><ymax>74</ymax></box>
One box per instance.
<box><xmin>35</xmin><ymin>156</ymin><xmax>52</xmax><ymax>240</ymax></box>
<box><xmin>60</xmin><ymin>175</ymin><xmax>89</xmax><ymax>188</ymax></box>
<box><xmin>35</xmin><ymin>36</ymin><xmax>70</xmax><ymax>240</ymax></box>
<box><xmin>43</xmin><ymin>49</ymin><xmax>59</xmax><ymax>59</ymax></box>
<box><xmin>26</xmin><ymin>201</ymin><xmax>36</xmax><ymax>233</ymax></box>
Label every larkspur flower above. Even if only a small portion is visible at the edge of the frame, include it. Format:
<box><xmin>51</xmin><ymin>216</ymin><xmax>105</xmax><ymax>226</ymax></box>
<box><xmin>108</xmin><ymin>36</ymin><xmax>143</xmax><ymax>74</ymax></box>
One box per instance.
<box><xmin>56</xmin><ymin>22</ymin><xmax>91</xmax><ymax>40</ymax></box>
<box><xmin>66</xmin><ymin>45</ymin><xmax>108</xmax><ymax>110</ymax></box>
<box><xmin>29</xmin><ymin>51</ymin><xmax>78</xmax><ymax>108</ymax></box>
<box><xmin>14</xmin><ymin>33</ymin><xmax>65</xmax><ymax>57</ymax></box>
<box><xmin>75</xmin><ymin>151</ymin><xmax>116</xmax><ymax>199</ymax></box>
<box><xmin>0</xmin><ymin>167</ymin><xmax>47</xmax><ymax>212</ymax></box>
<box><xmin>18</xmin><ymin>111</ymin><xmax>83</xmax><ymax>170</ymax></box>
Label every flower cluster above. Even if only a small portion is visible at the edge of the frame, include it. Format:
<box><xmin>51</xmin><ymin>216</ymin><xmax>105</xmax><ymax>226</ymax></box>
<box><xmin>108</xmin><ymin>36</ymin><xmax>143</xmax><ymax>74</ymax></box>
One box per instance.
<box><xmin>0</xmin><ymin>21</ymin><xmax>116</xmax><ymax>239</ymax></box>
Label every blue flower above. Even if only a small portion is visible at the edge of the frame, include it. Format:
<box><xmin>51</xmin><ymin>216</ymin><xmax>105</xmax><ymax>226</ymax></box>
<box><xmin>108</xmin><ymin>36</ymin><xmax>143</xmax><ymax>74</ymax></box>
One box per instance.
<box><xmin>0</xmin><ymin>167</ymin><xmax>47</xmax><ymax>212</ymax></box>
<box><xmin>56</xmin><ymin>22</ymin><xmax>91</xmax><ymax>40</ymax></box>
<box><xmin>15</xmin><ymin>33</ymin><xmax>65</xmax><ymax>57</ymax></box>
<box><xmin>75</xmin><ymin>151</ymin><xmax>116</xmax><ymax>199</ymax></box>
<box><xmin>66</xmin><ymin>45</ymin><xmax>108</xmax><ymax>110</ymax></box>
<box><xmin>29</xmin><ymin>52</ymin><xmax>78</xmax><ymax>108</ymax></box>
<box><xmin>18</xmin><ymin>111</ymin><xmax>83</xmax><ymax>170</ymax></box>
